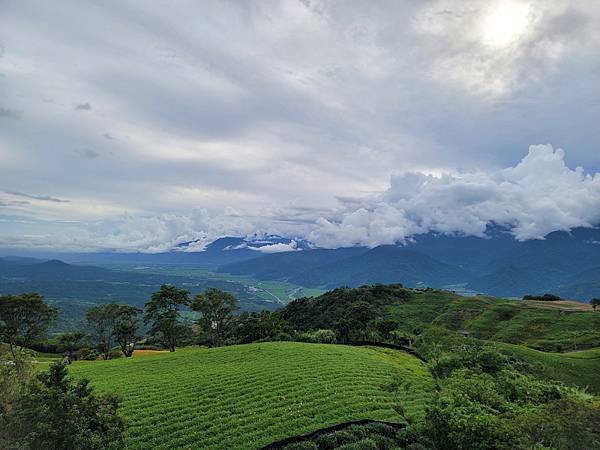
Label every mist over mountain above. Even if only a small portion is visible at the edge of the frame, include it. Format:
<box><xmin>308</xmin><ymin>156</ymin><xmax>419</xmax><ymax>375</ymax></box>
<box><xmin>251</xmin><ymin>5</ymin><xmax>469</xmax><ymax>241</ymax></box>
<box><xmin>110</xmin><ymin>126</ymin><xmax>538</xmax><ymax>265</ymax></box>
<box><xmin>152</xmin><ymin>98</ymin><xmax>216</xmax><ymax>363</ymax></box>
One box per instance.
<box><xmin>3</xmin><ymin>236</ymin><xmax>308</xmax><ymax>267</ymax></box>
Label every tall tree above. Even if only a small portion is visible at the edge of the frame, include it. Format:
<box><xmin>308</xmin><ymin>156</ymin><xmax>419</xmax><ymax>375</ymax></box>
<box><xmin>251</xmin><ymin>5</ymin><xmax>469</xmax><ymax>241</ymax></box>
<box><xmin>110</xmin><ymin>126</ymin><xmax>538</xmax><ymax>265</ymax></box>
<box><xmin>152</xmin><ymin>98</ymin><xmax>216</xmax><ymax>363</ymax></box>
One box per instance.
<box><xmin>191</xmin><ymin>288</ymin><xmax>239</xmax><ymax>347</ymax></box>
<box><xmin>113</xmin><ymin>305</ymin><xmax>142</xmax><ymax>357</ymax></box>
<box><xmin>86</xmin><ymin>303</ymin><xmax>142</xmax><ymax>359</ymax></box>
<box><xmin>144</xmin><ymin>285</ymin><xmax>190</xmax><ymax>352</ymax></box>
<box><xmin>86</xmin><ymin>303</ymin><xmax>120</xmax><ymax>360</ymax></box>
<box><xmin>590</xmin><ymin>298</ymin><xmax>600</xmax><ymax>311</ymax></box>
<box><xmin>0</xmin><ymin>293</ymin><xmax>58</xmax><ymax>359</ymax></box>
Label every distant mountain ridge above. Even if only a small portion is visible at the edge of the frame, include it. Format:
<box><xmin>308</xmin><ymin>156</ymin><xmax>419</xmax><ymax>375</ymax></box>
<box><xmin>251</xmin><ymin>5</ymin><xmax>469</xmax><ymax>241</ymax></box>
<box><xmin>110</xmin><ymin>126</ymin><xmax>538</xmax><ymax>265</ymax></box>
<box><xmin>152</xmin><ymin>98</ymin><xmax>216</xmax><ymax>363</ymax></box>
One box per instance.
<box><xmin>217</xmin><ymin>227</ymin><xmax>600</xmax><ymax>301</ymax></box>
<box><xmin>3</xmin><ymin>227</ymin><xmax>600</xmax><ymax>301</ymax></box>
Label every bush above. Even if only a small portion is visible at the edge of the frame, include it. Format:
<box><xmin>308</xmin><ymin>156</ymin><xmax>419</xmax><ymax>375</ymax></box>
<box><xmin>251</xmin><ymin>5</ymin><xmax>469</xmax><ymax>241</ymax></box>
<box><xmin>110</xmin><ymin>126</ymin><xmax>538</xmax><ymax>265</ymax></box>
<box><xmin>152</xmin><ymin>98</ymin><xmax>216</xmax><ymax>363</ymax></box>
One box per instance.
<box><xmin>2</xmin><ymin>362</ymin><xmax>125</xmax><ymax>449</ymax></box>
<box><xmin>523</xmin><ymin>293</ymin><xmax>562</xmax><ymax>301</ymax></box>
<box><xmin>295</xmin><ymin>329</ymin><xmax>337</xmax><ymax>344</ymax></box>
<box><xmin>389</xmin><ymin>330</ymin><xmax>415</xmax><ymax>347</ymax></box>
<box><xmin>519</xmin><ymin>397</ymin><xmax>600</xmax><ymax>449</ymax></box>
<box><xmin>78</xmin><ymin>347</ymin><xmax>100</xmax><ymax>361</ymax></box>
<box><xmin>108</xmin><ymin>348</ymin><xmax>123</xmax><ymax>359</ymax></box>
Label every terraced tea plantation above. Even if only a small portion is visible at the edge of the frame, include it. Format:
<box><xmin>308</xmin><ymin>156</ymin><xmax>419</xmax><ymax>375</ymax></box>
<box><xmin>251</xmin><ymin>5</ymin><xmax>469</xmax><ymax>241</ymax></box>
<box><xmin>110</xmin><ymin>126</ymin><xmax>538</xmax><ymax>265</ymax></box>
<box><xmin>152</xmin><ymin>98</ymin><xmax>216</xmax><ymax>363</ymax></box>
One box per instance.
<box><xmin>69</xmin><ymin>342</ymin><xmax>433</xmax><ymax>449</ymax></box>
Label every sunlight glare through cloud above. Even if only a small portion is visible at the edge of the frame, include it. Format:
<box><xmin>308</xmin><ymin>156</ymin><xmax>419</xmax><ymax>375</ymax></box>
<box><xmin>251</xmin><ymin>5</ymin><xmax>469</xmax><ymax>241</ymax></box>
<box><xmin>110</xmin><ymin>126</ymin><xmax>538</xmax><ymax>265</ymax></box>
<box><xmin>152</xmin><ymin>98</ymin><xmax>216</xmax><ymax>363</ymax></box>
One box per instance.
<box><xmin>482</xmin><ymin>1</ymin><xmax>531</xmax><ymax>47</ymax></box>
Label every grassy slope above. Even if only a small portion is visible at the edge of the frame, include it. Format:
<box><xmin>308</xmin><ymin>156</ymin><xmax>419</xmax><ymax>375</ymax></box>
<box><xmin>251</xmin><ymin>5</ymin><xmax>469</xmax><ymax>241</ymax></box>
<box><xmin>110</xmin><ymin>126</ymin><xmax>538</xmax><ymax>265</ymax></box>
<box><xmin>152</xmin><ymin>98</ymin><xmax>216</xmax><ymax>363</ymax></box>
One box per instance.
<box><xmin>388</xmin><ymin>290</ymin><xmax>600</xmax><ymax>351</ymax></box>
<box><xmin>496</xmin><ymin>344</ymin><xmax>600</xmax><ymax>393</ymax></box>
<box><xmin>69</xmin><ymin>342</ymin><xmax>433</xmax><ymax>450</ymax></box>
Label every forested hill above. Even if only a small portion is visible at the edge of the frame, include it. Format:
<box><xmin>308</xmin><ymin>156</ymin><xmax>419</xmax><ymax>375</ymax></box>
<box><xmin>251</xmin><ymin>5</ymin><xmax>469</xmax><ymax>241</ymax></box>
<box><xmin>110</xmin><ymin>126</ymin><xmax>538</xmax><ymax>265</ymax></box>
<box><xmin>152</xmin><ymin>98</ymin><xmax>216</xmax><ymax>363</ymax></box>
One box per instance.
<box><xmin>281</xmin><ymin>285</ymin><xmax>600</xmax><ymax>353</ymax></box>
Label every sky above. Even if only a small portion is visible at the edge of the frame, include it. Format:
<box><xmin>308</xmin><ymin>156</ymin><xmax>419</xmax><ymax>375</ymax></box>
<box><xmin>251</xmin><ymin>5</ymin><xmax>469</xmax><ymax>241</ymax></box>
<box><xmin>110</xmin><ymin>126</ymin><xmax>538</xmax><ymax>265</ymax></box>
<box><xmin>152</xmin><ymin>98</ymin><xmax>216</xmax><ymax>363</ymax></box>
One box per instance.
<box><xmin>1</xmin><ymin>0</ymin><xmax>600</xmax><ymax>252</ymax></box>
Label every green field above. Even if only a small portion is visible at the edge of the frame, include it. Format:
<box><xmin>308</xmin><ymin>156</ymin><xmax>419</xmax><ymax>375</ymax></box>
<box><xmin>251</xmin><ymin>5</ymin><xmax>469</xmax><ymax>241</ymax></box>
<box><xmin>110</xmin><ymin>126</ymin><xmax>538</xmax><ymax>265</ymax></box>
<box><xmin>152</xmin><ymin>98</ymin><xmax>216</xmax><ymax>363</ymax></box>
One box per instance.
<box><xmin>69</xmin><ymin>342</ymin><xmax>433</xmax><ymax>449</ymax></box>
<box><xmin>104</xmin><ymin>264</ymin><xmax>325</xmax><ymax>306</ymax></box>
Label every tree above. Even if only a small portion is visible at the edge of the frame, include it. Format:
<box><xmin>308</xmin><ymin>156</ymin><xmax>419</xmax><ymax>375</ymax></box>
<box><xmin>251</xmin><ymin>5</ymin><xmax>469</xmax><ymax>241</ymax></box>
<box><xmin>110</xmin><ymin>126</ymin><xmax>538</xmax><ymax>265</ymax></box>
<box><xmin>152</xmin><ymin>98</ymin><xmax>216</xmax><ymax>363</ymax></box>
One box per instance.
<box><xmin>232</xmin><ymin>311</ymin><xmax>288</xmax><ymax>344</ymax></box>
<box><xmin>86</xmin><ymin>303</ymin><xmax>142</xmax><ymax>359</ymax></box>
<box><xmin>57</xmin><ymin>331</ymin><xmax>89</xmax><ymax>361</ymax></box>
<box><xmin>191</xmin><ymin>288</ymin><xmax>239</xmax><ymax>347</ymax></box>
<box><xmin>590</xmin><ymin>298</ymin><xmax>600</xmax><ymax>311</ymax></box>
<box><xmin>333</xmin><ymin>318</ymin><xmax>355</xmax><ymax>343</ymax></box>
<box><xmin>374</xmin><ymin>318</ymin><xmax>399</xmax><ymax>340</ymax></box>
<box><xmin>3</xmin><ymin>361</ymin><xmax>125</xmax><ymax>449</ymax></box>
<box><xmin>86</xmin><ymin>303</ymin><xmax>120</xmax><ymax>360</ymax></box>
<box><xmin>113</xmin><ymin>305</ymin><xmax>142</xmax><ymax>357</ymax></box>
<box><xmin>144</xmin><ymin>285</ymin><xmax>190</xmax><ymax>352</ymax></box>
<box><xmin>0</xmin><ymin>293</ymin><xmax>58</xmax><ymax>359</ymax></box>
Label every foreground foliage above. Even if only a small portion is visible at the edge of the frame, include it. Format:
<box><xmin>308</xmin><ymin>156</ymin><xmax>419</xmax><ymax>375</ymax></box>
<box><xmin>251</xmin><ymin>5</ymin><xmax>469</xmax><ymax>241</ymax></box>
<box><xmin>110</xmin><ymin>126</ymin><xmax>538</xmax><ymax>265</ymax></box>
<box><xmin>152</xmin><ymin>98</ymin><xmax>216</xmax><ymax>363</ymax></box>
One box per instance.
<box><xmin>403</xmin><ymin>327</ymin><xmax>600</xmax><ymax>450</ymax></box>
<box><xmin>1</xmin><ymin>361</ymin><xmax>125</xmax><ymax>450</ymax></box>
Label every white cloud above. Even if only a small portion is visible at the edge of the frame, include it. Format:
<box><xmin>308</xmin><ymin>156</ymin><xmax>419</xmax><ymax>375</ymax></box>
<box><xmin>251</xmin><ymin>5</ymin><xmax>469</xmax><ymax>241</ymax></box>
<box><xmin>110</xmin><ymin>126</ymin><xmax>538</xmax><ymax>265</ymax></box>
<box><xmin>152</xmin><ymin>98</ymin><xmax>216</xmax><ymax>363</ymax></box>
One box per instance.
<box><xmin>251</xmin><ymin>240</ymin><xmax>300</xmax><ymax>254</ymax></box>
<box><xmin>1</xmin><ymin>2</ymin><xmax>600</xmax><ymax>252</ymax></box>
<box><xmin>3</xmin><ymin>144</ymin><xmax>598</xmax><ymax>252</ymax></box>
<box><xmin>308</xmin><ymin>145</ymin><xmax>600</xmax><ymax>247</ymax></box>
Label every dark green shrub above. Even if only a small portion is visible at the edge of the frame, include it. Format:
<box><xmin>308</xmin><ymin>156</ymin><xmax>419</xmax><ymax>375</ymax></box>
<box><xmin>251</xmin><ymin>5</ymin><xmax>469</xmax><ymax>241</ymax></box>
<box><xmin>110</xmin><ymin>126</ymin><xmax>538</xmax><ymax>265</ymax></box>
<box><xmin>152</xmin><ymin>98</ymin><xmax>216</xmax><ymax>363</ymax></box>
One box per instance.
<box><xmin>78</xmin><ymin>347</ymin><xmax>100</xmax><ymax>361</ymax></box>
<box><xmin>3</xmin><ymin>362</ymin><xmax>125</xmax><ymax>449</ymax></box>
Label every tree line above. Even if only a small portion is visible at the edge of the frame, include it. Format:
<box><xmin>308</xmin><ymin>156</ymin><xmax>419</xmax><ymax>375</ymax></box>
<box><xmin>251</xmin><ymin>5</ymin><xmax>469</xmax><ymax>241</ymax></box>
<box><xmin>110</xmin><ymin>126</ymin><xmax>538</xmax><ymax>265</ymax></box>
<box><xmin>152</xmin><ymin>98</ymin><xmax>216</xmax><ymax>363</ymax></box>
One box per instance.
<box><xmin>0</xmin><ymin>285</ymin><xmax>242</xmax><ymax>362</ymax></box>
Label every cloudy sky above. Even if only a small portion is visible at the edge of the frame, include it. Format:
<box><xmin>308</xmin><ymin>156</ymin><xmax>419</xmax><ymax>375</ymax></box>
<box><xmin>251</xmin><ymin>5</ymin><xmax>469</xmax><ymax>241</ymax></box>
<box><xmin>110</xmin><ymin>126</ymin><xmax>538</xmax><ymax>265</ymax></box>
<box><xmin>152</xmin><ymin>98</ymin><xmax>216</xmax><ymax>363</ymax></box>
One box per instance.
<box><xmin>1</xmin><ymin>0</ymin><xmax>600</xmax><ymax>252</ymax></box>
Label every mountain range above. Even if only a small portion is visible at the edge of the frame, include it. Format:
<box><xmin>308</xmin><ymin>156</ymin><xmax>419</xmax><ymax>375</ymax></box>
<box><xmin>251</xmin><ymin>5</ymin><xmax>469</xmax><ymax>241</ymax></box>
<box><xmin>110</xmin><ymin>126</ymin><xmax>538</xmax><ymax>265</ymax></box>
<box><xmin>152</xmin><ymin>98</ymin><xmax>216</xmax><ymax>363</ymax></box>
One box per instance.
<box><xmin>2</xmin><ymin>227</ymin><xmax>600</xmax><ymax>301</ymax></box>
<box><xmin>217</xmin><ymin>227</ymin><xmax>600</xmax><ymax>300</ymax></box>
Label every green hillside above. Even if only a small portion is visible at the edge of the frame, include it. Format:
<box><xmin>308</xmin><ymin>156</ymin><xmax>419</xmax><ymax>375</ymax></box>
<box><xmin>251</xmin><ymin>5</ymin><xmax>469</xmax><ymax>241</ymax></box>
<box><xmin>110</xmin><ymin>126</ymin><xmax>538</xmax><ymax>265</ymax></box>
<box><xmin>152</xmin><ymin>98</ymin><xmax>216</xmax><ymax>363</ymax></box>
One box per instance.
<box><xmin>497</xmin><ymin>344</ymin><xmax>600</xmax><ymax>393</ymax></box>
<box><xmin>69</xmin><ymin>342</ymin><xmax>434</xmax><ymax>449</ymax></box>
<box><xmin>283</xmin><ymin>285</ymin><xmax>600</xmax><ymax>352</ymax></box>
<box><xmin>405</xmin><ymin>292</ymin><xmax>600</xmax><ymax>351</ymax></box>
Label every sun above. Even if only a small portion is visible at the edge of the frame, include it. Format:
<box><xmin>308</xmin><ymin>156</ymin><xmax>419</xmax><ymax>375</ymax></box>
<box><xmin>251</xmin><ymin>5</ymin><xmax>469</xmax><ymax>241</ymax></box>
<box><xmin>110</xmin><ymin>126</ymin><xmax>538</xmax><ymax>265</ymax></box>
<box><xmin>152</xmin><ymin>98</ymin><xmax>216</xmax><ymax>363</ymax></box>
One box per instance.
<box><xmin>482</xmin><ymin>1</ymin><xmax>531</xmax><ymax>47</ymax></box>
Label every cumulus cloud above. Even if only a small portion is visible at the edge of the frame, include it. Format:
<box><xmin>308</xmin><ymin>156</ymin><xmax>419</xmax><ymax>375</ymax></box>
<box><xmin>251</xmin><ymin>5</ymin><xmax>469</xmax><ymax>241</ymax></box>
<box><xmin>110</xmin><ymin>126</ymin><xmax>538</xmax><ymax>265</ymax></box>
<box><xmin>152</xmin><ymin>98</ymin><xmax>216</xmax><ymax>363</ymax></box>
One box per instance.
<box><xmin>225</xmin><ymin>239</ymin><xmax>301</xmax><ymax>253</ymax></box>
<box><xmin>251</xmin><ymin>240</ymin><xmax>300</xmax><ymax>254</ymax></box>
<box><xmin>3</xmin><ymin>145</ymin><xmax>597</xmax><ymax>252</ymax></box>
<box><xmin>308</xmin><ymin>145</ymin><xmax>600</xmax><ymax>247</ymax></box>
